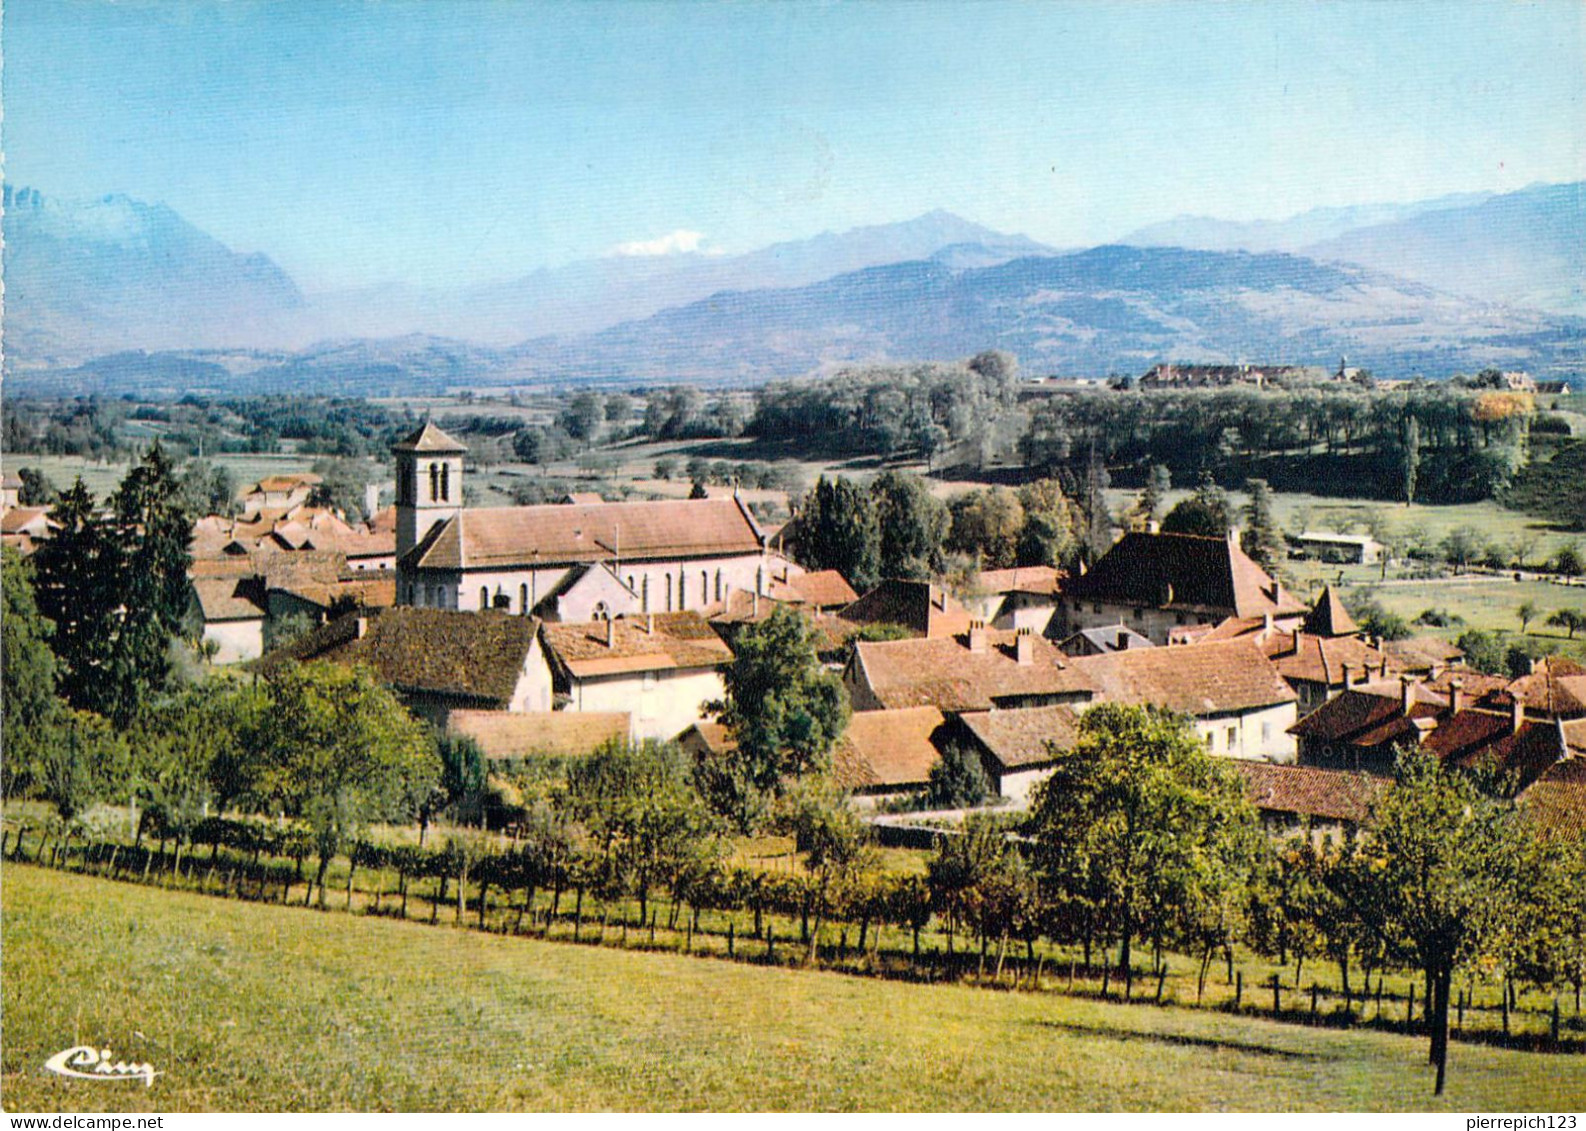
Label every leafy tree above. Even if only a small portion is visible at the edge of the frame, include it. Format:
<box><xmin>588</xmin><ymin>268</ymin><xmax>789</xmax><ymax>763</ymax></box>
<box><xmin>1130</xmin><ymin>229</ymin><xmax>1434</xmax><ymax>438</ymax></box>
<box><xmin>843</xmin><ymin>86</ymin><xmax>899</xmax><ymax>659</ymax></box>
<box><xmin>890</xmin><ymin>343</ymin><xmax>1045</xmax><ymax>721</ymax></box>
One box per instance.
<box><xmin>925</xmin><ymin>743</ymin><xmax>990</xmax><ymax>809</ymax></box>
<box><xmin>653</xmin><ymin>456</ymin><xmax>680</xmax><ymax>481</ymax></box>
<box><xmin>565</xmin><ymin>739</ymin><xmax>722</xmax><ymax>925</ymax></box>
<box><xmin>1440</xmin><ymin>525</ymin><xmax>1483</xmax><ymax>572</ymax></box>
<box><xmin>688</xmin><ymin>479</ymin><xmax>710</xmax><ymax>500</ymax></box>
<box><xmin>1402</xmin><ymin>414</ymin><xmax>1421</xmax><ymax>505</ymax></box>
<box><xmin>1330</xmin><ymin>752</ymin><xmax>1529</xmax><ymax>1094</ymax></box>
<box><xmin>1517</xmin><ymin>601</ymin><xmax>1538</xmax><ymax>635</ymax></box>
<box><xmin>1016</xmin><ymin>478</ymin><xmax>1081</xmax><ymax>569</ymax></box>
<box><xmin>245</xmin><ymin>662</ymin><xmax>440</xmax><ymax>906</ymax></box>
<box><xmin>1131</xmin><ymin>463</ymin><xmax>1171</xmax><ymax>530</ymax></box>
<box><xmin>871</xmin><ymin>470</ymin><xmax>947</xmax><ymax>580</ymax></box>
<box><xmin>1454</xmin><ymin>629</ymin><xmax>1507</xmax><ymax>675</ymax></box>
<box><xmin>1547</xmin><ymin>609</ymin><xmax>1586</xmax><ymax>639</ymax></box>
<box><xmin>777</xmin><ymin>775</ymin><xmax>877</xmax><ymax>959</ymax></box>
<box><xmin>16</xmin><ymin>466</ymin><xmax>58</xmax><ymax>506</ymax></box>
<box><xmin>37</xmin><ymin>709</ymin><xmax>126</xmax><ymax>820</ymax></box>
<box><xmin>604</xmin><ymin>392</ymin><xmax>636</xmax><ymax>427</ymax></box>
<box><xmin>1027</xmin><ymin>704</ymin><xmax>1260</xmax><ymax>999</ymax></box>
<box><xmin>796</xmin><ymin>476</ymin><xmax>881</xmax><ymax>592</ymax></box>
<box><xmin>179</xmin><ymin>458</ymin><xmax>237</xmax><ymax>517</ymax></box>
<box><xmin>1347</xmin><ymin>595</ymin><xmax>1412</xmax><ymax>641</ymax></box>
<box><xmin>308</xmin><ymin>457</ymin><xmax>373</xmax><ymax>521</ymax></box>
<box><xmin>705</xmin><ymin>605</ymin><xmax>850</xmax><ymax>828</ymax></box>
<box><xmin>1554</xmin><ymin>541</ymin><xmax>1584</xmax><ymax>577</ymax></box>
<box><xmin>433</xmin><ymin>732</ymin><xmax>490</xmax><ymax>827</ymax></box>
<box><xmin>558</xmin><ymin>391</ymin><xmax>606</xmax><ymax>443</ymax></box>
<box><xmin>263</xmin><ymin>610</ymin><xmax>316</xmax><ymax>654</ymax></box>
<box><xmin>1240</xmin><ymin>478</ymin><xmax>1281</xmax><ymax>568</ymax></box>
<box><xmin>512</xmin><ymin>424</ymin><xmax>576</xmax><ymax>465</ymax></box>
<box><xmin>1</xmin><ymin>547</ymin><xmax>60</xmax><ymax>796</ymax></box>
<box><xmin>946</xmin><ymin>487</ymin><xmax>1025</xmax><ymax>570</ymax></box>
<box><xmin>1161</xmin><ymin>472</ymin><xmax>1232</xmax><ymax>539</ymax></box>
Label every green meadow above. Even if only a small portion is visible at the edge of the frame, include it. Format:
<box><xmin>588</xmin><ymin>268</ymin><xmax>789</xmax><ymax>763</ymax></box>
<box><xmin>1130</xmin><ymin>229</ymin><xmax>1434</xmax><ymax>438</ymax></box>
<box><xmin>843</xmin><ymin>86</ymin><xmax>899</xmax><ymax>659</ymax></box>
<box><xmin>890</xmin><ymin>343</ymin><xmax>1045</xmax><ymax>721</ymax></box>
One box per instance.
<box><xmin>4</xmin><ymin>866</ymin><xmax>1581</xmax><ymax>1112</ymax></box>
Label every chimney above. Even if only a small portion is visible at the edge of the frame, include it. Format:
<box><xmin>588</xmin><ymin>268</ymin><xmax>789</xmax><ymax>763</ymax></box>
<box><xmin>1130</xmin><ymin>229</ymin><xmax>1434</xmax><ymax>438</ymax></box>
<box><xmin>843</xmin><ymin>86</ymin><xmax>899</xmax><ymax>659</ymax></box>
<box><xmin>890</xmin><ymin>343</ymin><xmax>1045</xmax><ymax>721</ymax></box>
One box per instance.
<box><xmin>605</xmin><ymin>615</ymin><xmax>615</xmax><ymax>649</ymax></box>
<box><xmin>1341</xmin><ymin>663</ymin><xmax>1353</xmax><ymax>689</ymax></box>
<box><xmin>968</xmin><ymin>620</ymin><xmax>988</xmax><ymax>654</ymax></box>
<box><xmin>1270</xmin><ymin>580</ymin><xmax>1284</xmax><ymax>606</ymax></box>
<box><xmin>1428</xmin><ymin>661</ymin><xmax>1444</xmax><ymax>680</ymax></box>
<box><xmin>1400</xmin><ymin>675</ymin><xmax>1416</xmax><ymax>716</ymax></box>
<box><xmin>1447</xmin><ymin>678</ymin><xmax>1464</xmax><ymax>715</ymax></box>
<box><xmin>1511</xmin><ymin>693</ymin><xmax>1525</xmax><ymax>735</ymax></box>
<box><xmin>1015</xmin><ymin>627</ymin><xmax>1035</xmax><ymax>666</ymax></box>
<box><xmin>1291</xmin><ymin>627</ymin><xmax>1302</xmax><ymax>656</ymax></box>
<box><xmin>1262</xmin><ymin>611</ymin><xmax>1273</xmax><ymax>638</ymax></box>
<box><xmin>1146</xmin><ymin>519</ymin><xmax>1161</xmax><ymax>534</ymax></box>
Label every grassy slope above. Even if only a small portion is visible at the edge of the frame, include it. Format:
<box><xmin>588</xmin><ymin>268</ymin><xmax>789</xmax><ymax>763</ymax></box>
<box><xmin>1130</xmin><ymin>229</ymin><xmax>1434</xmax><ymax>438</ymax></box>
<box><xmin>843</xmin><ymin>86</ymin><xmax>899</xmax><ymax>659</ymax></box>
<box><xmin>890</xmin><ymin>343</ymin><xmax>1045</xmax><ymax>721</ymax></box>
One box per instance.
<box><xmin>4</xmin><ymin>867</ymin><xmax>1580</xmax><ymax>1112</ymax></box>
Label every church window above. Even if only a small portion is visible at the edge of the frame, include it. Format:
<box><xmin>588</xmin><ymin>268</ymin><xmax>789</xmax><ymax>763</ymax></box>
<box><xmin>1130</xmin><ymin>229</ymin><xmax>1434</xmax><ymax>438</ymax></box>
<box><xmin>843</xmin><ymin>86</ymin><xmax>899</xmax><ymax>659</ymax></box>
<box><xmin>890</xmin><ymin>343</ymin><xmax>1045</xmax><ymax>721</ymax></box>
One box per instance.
<box><xmin>440</xmin><ymin>463</ymin><xmax>450</xmax><ymax>501</ymax></box>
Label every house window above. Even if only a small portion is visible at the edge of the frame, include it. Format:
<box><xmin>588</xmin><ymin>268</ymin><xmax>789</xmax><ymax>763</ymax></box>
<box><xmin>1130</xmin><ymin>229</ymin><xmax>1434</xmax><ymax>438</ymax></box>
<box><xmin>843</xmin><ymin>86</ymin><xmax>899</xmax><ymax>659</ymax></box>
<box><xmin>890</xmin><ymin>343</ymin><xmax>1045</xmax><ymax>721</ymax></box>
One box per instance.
<box><xmin>1261</xmin><ymin>721</ymin><xmax>1272</xmax><ymax>746</ymax></box>
<box><xmin>1133</xmin><ymin>608</ymin><xmax>1144</xmax><ymax>620</ymax></box>
<box><xmin>429</xmin><ymin>463</ymin><xmax>440</xmax><ymax>501</ymax></box>
<box><xmin>1206</xmin><ymin>732</ymin><xmax>1215</xmax><ymax>749</ymax></box>
<box><xmin>439</xmin><ymin>463</ymin><xmax>450</xmax><ymax>501</ymax></box>
<box><xmin>642</xmin><ymin>575</ymin><xmax>650</xmax><ymax>612</ymax></box>
<box><xmin>1092</xmin><ymin>603</ymin><xmax>1102</xmax><ymax>615</ymax></box>
<box><xmin>480</xmin><ymin>586</ymin><xmax>489</xmax><ymax>610</ymax></box>
<box><xmin>520</xmin><ymin>584</ymin><xmax>529</xmax><ymax>615</ymax></box>
<box><xmin>1175</xmin><ymin>613</ymin><xmax>1186</xmax><ymax>625</ymax></box>
<box><xmin>1227</xmin><ymin>726</ymin><xmax>1237</xmax><ymax>751</ymax></box>
<box><xmin>677</xmin><ymin>572</ymin><xmax>686</xmax><ymax>610</ymax></box>
<box><xmin>715</xmin><ymin>569</ymin><xmax>723</xmax><ymax>602</ymax></box>
<box><xmin>701</xmin><ymin>570</ymin><xmax>708</xmax><ymax>605</ymax></box>
<box><xmin>665</xmin><ymin>574</ymin><xmax>674</xmax><ymax>612</ymax></box>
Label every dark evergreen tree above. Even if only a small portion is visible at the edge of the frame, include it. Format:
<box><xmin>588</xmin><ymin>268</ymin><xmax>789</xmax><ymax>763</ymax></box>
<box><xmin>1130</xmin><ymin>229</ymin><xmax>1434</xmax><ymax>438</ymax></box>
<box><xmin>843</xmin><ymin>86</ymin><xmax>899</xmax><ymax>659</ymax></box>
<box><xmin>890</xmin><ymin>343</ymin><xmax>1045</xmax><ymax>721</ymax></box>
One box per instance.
<box><xmin>871</xmin><ymin>470</ymin><xmax>948</xmax><ymax>580</ymax></box>
<box><xmin>796</xmin><ymin>476</ymin><xmax>881</xmax><ymax>592</ymax></box>
<box><xmin>33</xmin><ymin>478</ymin><xmax>119</xmax><ymax>715</ymax></box>
<box><xmin>1241</xmin><ymin>478</ymin><xmax>1281</xmax><ymax>567</ymax></box>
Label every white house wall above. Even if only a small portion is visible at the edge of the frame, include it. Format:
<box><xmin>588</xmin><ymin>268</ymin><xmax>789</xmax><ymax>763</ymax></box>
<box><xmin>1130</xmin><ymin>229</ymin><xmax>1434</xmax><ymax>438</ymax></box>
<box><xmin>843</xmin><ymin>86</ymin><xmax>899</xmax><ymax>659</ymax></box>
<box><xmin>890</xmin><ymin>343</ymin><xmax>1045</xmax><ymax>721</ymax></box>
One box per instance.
<box><xmin>566</xmin><ymin>667</ymin><xmax>725</xmax><ymax>741</ymax></box>
<box><xmin>202</xmin><ymin>619</ymin><xmax>264</xmax><ymax>665</ymax></box>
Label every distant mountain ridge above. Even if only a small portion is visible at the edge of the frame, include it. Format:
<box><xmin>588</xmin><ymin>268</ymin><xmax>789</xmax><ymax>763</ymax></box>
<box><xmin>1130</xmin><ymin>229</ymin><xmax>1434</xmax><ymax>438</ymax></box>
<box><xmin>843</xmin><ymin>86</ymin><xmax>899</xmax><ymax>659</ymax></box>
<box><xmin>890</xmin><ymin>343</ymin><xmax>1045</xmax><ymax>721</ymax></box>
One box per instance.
<box><xmin>5</xmin><ymin>187</ymin><xmax>1581</xmax><ymax>395</ymax></box>
<box><xmin>1124</xmin><ymin>182</ymin><xmax>1584</xmax><ymax>316</ymax></box>
<box><xmin>3</xmin><ymin>187</ymin><xmax>305</xmax><ymax>365</ymax></box>
<box><xmin>497</xmin><ymin>244</ymin><xmax>1580</xmax><ymax>385</ymax></box>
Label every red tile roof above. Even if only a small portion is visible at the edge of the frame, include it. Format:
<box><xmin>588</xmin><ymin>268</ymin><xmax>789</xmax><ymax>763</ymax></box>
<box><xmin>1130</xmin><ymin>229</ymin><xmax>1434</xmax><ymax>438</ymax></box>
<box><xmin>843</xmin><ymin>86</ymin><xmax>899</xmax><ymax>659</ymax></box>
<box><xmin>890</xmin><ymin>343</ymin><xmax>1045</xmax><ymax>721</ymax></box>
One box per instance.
<box><xmin>788</xmin><ymin>569</ymin><xmax>859</xmax><ymax>608</ymax></box>
<box><xmin>191</xmin><ymin>576</ymin><xmax>267</xmax><ymax>622</ymax></box>
<box><xmin>540</xmin><ymin>612</ymin><xmax>733</xmax><ymax>679</ymax></box>
<box><xmin>392</xmin><ymin>421</ymin><xmax>467</xmax><ymax>453</ymax></box>
<box><xmin>406</xmin><ymin>496</ymin><xmax>764</xmax><ymax>571</ymax></box>
<box><xmin>1302</xmin><ymin>585</ymin><xmax>1358</xmax><ymax>637</ymax></box>
<box><xmin>447</xmin><ymin>709</ymin><xmax>630</xmax><ymax>760</ymax></box>
<box><xmin>851</xmin><ymin>630</ymin><xmax>1094</xmax><ymax>712</ymax></box>
<box><xmin>974</xmin><ymin>566</ymin><xmax>1065</xmax><ymax>596</ymax></box>
<box><xmin>1234</xmin><ymin>762</ymin><xmax>1388</xmax><ymax>825</ymax></box>
<box><xmin>832</xmin><ymin>707</ymin><xmax>949</xmax><ymax>791</ymax></box>
<box><xmin>1065</xmin><ymin>637</ymin><xmax>1297</xmax><ymax>714</ymax></box>
<box><xmin>1521</xmin><ymin>753</ymin><xmax>1586</xmax><ymax>839</ymax></box>
<box><xmin>262</xmin><ymin>607</ymin><xmax>541</xmax><ymax>705</ymax></box>
<box><xmin>1065</xmin><ymin>532</ymin><xmax>1309</xmax><ymax>619</ymax></box>
<box><xmin>959</xmin><ymin>705</ymin><xmax>1085</xmax><ymax>770</ymax></box>
<box><xmin>841</xmin><ymin>579</ymin><xmax>974</xmax><ymax>638</ymax></box>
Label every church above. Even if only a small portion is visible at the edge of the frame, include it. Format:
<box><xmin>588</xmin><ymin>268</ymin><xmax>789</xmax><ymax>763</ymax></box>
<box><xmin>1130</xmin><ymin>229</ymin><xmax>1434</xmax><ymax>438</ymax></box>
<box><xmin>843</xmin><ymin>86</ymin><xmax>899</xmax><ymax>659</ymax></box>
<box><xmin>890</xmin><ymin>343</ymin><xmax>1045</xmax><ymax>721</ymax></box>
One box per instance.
<box><xmin>393</xmin><ymin>422</ymin><xmax>791</xmax><ymax>621</ymax></box>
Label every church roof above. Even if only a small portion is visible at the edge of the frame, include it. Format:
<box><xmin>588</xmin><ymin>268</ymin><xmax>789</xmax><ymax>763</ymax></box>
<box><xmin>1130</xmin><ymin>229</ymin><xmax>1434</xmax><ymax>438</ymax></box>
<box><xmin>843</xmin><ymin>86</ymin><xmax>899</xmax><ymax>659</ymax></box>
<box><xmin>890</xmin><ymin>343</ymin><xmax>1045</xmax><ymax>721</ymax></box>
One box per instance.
<box><xmin>1302</xmin><ymin>585</ymin><xmax>1358</xmax><ymax>637</ymax></box>
<box><xmin>404</xmin><ymin>496</ymin><xmax>764</xmax><ymax>571</ymax></box>
<box><xmin>392</xmin><ymin>421</ymin><xmax>468</xmax><ymax>454</ymax></box>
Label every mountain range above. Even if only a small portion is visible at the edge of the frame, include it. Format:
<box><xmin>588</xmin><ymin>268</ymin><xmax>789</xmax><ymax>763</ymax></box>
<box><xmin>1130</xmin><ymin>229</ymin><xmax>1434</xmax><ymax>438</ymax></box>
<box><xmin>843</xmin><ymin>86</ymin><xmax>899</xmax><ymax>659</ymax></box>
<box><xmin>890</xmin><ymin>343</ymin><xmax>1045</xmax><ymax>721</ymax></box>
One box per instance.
<box><xmin>5</xmin><ymin>182</ymin><xmax>1582</xmax><ymax>395</ymax></box>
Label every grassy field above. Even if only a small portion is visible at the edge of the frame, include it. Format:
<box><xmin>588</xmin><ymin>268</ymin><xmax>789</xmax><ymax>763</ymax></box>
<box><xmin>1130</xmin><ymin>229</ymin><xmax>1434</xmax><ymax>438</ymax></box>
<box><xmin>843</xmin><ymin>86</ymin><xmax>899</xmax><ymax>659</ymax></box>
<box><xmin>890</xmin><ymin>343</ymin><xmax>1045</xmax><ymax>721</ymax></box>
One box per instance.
<box><xmin>3</xmin><ymin>866</ymin><xmax>1581</xmax><ymax>1112</ymax></box>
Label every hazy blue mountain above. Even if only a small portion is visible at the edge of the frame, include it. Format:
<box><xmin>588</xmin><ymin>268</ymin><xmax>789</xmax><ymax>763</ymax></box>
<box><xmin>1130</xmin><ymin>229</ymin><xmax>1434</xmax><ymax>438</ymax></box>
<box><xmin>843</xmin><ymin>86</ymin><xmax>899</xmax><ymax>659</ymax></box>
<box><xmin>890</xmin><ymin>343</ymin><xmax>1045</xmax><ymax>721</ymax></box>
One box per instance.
<box><xmin>3</xmin><ymin>187</ymin><xmax>305</xmax><ymax>366</ymax></box>
<box><xmin>504</xmin><ymin>245</ymin><xmax>1582</xmax><ymax>384</ymax></box>
<box><xmin>1301</xmin><ymin>182</ymin><xmax>1586</xmax><ymax>316</ymax></box>
<box><xmin>1119</xmin><ymin>190</ymin><xmax>1494</xmax><ymax>253</ymax></box>
<box><xmin>345</xmin><ymin>210</ymin><xmax>1056</xmax><ymax>343</ymax></box>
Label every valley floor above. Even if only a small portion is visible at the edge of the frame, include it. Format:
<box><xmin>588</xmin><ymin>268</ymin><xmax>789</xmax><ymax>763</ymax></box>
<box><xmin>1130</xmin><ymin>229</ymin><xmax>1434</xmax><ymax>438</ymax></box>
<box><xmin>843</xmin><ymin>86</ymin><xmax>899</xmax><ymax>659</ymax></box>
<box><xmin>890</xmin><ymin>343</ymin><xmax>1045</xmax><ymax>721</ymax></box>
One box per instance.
<box><xmin>3</xmin><ymin>866</ymin><xmax>1581</xmax><ymax>1112</ymax></box>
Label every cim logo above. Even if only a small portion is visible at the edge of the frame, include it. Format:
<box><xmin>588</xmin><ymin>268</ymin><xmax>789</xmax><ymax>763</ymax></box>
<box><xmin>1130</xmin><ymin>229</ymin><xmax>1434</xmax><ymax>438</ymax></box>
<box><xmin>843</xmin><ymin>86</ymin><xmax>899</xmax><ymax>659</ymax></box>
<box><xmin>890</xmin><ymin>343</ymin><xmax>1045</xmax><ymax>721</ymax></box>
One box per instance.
<box><xmin>43</xmin><ymin>1046</ymin><xmax>160</xmax><ymax>1087</ymax></box>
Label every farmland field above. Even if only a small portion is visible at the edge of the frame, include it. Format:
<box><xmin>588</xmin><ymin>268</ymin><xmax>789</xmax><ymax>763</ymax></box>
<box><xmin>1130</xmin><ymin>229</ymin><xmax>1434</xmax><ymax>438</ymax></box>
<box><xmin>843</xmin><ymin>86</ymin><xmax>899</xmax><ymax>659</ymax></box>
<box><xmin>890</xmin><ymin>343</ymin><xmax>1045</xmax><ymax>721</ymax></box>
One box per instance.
<box><xmin>3</xmin><ymin>866</ymin><xmax>1581</xmax><ymax>1112</ymax></box>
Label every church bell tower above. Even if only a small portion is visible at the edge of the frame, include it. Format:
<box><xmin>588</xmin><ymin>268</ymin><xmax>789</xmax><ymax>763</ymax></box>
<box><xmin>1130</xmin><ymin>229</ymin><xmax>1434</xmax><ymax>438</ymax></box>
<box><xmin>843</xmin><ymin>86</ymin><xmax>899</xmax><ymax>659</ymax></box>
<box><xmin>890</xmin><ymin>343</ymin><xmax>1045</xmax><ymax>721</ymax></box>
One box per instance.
<box><xmin>392</xmin><ymin>421</ymin><xmax>467</xmax><ymax>564</ymax></box>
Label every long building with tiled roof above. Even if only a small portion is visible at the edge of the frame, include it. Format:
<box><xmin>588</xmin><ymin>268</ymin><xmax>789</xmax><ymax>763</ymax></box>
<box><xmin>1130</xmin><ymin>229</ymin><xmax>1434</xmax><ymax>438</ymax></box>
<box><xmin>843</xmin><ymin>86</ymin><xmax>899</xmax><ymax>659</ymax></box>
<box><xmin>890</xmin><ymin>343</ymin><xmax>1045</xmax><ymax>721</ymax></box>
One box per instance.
<box><xmin>391</xmin><ymin>422</ymin><xmax>782</xmax><ymax>622</ymax></box>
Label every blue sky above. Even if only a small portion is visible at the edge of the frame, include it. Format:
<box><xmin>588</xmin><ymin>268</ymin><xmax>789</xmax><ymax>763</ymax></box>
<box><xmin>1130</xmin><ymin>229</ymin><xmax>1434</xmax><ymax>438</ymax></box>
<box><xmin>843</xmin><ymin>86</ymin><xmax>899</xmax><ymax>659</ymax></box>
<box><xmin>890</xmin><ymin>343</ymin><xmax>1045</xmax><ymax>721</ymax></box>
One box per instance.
<box><xmin>6</xmin><ymin>0</ymin><xmax>1583</xmax><ymax>290</ymax></box>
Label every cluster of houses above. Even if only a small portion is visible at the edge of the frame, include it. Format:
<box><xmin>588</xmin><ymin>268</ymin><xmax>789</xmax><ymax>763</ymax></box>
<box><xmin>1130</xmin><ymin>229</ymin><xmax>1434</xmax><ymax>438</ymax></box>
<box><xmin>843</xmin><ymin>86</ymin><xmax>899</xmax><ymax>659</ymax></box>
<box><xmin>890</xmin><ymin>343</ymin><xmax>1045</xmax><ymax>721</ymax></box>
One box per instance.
<box><xmin>7</xmin><ymin>423</ymin><xmax>1582</xmax><ymax>837</ymax></box>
